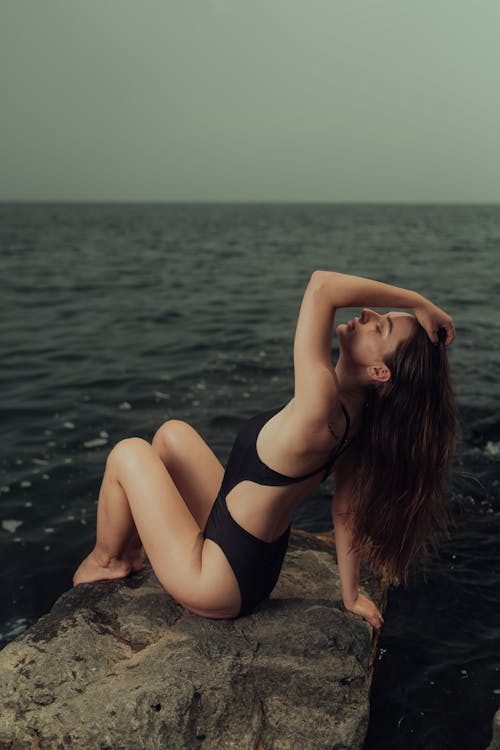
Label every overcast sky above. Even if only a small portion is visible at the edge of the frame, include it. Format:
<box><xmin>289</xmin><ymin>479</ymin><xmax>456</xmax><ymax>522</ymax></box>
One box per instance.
<box><xmin>1</xmin><ymin>1</ymin><xmax>499</xmax><ymax>203</ymax></box>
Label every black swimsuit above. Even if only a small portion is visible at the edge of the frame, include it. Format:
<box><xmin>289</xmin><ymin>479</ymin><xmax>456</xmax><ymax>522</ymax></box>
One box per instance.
<box><xmin>203</xmin><ymin>403</ymin><xmax>352</xmax><ymax>617</ymax></box>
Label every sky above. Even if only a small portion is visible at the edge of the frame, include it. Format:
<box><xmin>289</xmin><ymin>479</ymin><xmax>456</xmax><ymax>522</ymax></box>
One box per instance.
<box><xmin>1</xmin><ymin>0</ymin><xmax>499</xmax><ymax>203</ymax></box>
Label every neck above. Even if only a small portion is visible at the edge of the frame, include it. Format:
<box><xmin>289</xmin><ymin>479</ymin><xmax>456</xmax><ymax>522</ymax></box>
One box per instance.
<box><xmin>334</xmin><ymin>357</ymin><xmax>368</xmax><ymax>419</ymax></box>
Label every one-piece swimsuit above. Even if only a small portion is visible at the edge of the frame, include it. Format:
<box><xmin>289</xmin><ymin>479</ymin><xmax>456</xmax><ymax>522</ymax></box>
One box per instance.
<box><xmin>203</xmin><ymin>403</ymin><xmax>352</xmax><ymax>616</ymax></box>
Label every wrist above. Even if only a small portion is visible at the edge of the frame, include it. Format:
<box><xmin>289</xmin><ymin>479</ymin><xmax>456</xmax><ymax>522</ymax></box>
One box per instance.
<box><xmin>342</xmin><ymin>590</ymin><xmax>359</xmax><ymax>608</ymax></box>
<box><xmin>409</xmin><ymin>291</ymin><xmax>427</xmax><ymax>312</ymax></box>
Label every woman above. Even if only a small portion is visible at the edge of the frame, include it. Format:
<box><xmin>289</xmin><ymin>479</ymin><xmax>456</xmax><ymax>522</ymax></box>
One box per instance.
<box><xmin>73</xmin><ymin>271</ymin><xmax>456</xmax><ymax>631</ymax></box>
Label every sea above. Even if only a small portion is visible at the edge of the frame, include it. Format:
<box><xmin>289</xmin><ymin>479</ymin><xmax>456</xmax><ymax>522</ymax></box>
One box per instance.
<box><xmin>0</xmin><ymin>202</ymin><xmax>498</xmax><ymax>750</ymax></box>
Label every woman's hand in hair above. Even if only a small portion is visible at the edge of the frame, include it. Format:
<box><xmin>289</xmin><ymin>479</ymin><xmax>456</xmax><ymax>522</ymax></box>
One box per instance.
<box><xmin>343</xmin><ymin>592</ymin><xmax>385</xmax><ymax>631</ymax></box>
<box><xmin>414</xmin><ymin>298</ymin><xmax>456</xmax><ymax>346</ymax></box>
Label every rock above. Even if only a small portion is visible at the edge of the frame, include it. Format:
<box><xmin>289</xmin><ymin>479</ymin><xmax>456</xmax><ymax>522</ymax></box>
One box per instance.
<box><xmin>486</xmin><ymin>707</ymin><xmax>500</xmax><ymax>750</ymax></box>
<box><xmin>0</xmin><ymin>529</ymin><xmax>387</xmax><ymax>750</ymax></box>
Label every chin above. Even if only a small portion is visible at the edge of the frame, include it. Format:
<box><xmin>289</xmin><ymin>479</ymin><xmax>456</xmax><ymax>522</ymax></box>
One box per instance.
<box><xmin>336</xmin><ymin>327</ymin><xmax>351</xmax><ymax>355</ymax></box>
<box><xmin>337</xmin><ymin>323</ymin><xmax>351</xmax><ymax>342</ymax></box>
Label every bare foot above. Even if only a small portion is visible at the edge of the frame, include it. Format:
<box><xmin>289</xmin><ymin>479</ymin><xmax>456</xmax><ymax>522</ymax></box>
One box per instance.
<box><xmin>73</xmin><ymin>549</ymin><xmax>132</xmax><ymax>587</ymax></box>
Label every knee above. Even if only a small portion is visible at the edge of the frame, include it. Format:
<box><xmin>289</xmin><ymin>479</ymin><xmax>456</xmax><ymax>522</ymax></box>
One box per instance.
<box><xmin>106</xmin><ymin>437</ymin><xmax>150</xmax><ymax>469</ymax></box>
<box><xmin>152</xmin><ymin>419</ymin><xmax>191</xmax><ymax>456</ymax></box>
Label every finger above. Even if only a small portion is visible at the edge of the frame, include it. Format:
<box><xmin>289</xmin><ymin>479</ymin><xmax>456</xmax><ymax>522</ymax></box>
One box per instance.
<box><xmin>439</xmin><ymin>325</ymin><xmax>453</xmax><ymax>346</ymax></box>
<box><xmin>421</xmin><ymin>324</ymin><xmax>437</xmax><ymax>344</ymax></box>
<box><xmin>437</xmin><ymin>326</ymin><xmax>452</xmax><ymax>346</ymax></box>
<box><xmin>374</xmin><ymin>613</ymin><xmax>384</xmax><ymax>628</ymax></box>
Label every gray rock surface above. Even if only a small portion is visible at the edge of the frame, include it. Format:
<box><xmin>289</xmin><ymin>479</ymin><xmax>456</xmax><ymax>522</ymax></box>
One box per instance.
<box><xmin>0</xmin><ymin>530</ymin><xmax>387</xmax><ymax>750</ymax></box>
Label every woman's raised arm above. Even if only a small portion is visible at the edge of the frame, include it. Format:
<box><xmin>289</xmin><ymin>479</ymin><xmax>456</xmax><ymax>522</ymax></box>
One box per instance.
<box><xmin>292</xmin><ymin>270</ymin><xmax>455</xmax><ymax>425</ymax></box>
<box><xmin>312</xmin><ymin>270</ymin><xmax>455</xmax><ymax>345</ymax></box>
<box><xmin>292</xmin><ymin>271</ymin><xmax>341</xmax><ymax>423</ymax></box>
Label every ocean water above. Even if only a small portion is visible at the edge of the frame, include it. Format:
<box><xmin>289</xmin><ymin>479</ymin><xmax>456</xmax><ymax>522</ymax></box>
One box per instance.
<box><xmin>0</xmin><ymin>202</ymin><xmax>499</xmax><ymax>749</ymax></box>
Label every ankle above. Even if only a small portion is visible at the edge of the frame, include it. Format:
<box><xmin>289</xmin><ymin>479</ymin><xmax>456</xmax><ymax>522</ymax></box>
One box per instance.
<box><xmin>93</xmin><ymin>546</ymin><xmax>120</xmax><ymax>568</ymax></box>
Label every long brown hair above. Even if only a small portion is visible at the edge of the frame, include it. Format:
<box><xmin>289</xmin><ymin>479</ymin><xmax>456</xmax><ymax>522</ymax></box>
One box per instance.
<box><xmin>345</xmin><ymin>326</ymin><xmax>457</xmax><ymax>586</ymax></box>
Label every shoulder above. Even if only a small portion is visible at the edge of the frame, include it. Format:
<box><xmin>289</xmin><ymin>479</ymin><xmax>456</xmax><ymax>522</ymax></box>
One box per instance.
<box><xmin>280</xmin><ymin>397</ymin><xmax>350</xmax><ymax>454</ymax></box>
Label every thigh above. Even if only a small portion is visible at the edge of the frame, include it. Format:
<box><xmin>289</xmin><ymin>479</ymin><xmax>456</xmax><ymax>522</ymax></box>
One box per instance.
<box><xmin>152</xmin><ymin>419</ymin><xmax>224</xmax><ymax>529</ymax></box>
<box><xmin>108</xmin><ymin>438</ymin><xmax>240</xmax><ymax>617</ymax></box>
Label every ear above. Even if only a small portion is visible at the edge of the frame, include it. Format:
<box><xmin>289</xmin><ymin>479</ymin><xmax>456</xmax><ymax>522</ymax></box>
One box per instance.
<box><xmin>366</xmin><ymin>364</ymin><xmax>392</xmax><ymax>383</ymax></box>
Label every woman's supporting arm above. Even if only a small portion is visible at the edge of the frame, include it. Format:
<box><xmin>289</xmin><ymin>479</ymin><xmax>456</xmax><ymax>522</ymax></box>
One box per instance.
<box><xmin>331</xmin><ymin>451</ymin><xmax>360</xmax><ymax>606</ymax></box>
<box><xmin>332</xmin><ymin>451</ymin><xmax>385</xmax><ymax>631</ymax></box>
<box><xmin>333</xmin><ymin>510</ymin><xmax>360</xmax><ymax>607</ymax></box>
<box><xmin>334</xmin><ymin>510</ymin><xmax>385</xmax><ymax>631</ymax></box>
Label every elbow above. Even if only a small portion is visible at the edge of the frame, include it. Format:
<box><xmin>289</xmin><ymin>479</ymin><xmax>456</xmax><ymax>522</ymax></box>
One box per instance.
<box><xmin>310</xmin><ymin>269</ymin><xmax>326</xmax><ymax>285</ymax></box>
<box><xmin>309</xmin><ymin>269</ymin><xmax>339</xmax><ymax>290</ymax></box>
<box><xmin>309</xmin><ymin>269</ymin><xmax>329</xmax><ymax>293</ymax></box>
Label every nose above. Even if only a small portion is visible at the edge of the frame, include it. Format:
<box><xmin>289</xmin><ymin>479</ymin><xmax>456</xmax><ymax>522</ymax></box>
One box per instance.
<box><xmin>360</xmin><ymin>308</ymin><xmax>378</xmax><ymax>323</ymax></box>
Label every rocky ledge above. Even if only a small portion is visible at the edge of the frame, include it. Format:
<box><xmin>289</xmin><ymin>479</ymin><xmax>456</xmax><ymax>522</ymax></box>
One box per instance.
<box><xmin>0</xmin><ymin>530</ymin><xmax>387</xmax><ymax>750</ymax></box>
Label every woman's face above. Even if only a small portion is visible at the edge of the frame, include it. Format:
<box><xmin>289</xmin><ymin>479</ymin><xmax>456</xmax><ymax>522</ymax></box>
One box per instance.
<box><xmin>337</xmin><ymin>308</ymin><xmax>417</xmax><ymax>372</ymax></box>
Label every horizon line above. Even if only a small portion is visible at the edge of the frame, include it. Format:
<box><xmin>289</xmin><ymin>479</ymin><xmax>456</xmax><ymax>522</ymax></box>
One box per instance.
<box><xmin>1</xmin><ymin>199</ymin><xmax>499</xmax><ymax>207</ymax></box>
